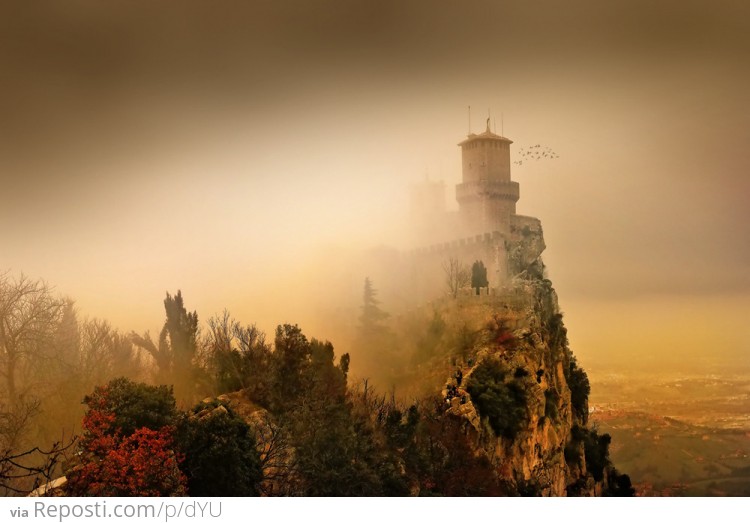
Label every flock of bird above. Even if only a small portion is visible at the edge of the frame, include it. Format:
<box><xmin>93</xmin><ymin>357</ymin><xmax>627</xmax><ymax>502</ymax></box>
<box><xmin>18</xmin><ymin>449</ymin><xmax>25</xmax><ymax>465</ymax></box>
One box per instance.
<box><xmin>513</xmin><ymin>144</ymin><xmax>559</xmax><ymax>166</ymax></box>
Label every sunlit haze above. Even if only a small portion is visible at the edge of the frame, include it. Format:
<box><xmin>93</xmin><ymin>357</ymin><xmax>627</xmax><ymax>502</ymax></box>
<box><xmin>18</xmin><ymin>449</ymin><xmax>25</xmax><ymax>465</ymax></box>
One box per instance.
<box><xmin>1</xmin><ymin>0</ymin><xmax>748</xmax><ymax>372</ymax></box>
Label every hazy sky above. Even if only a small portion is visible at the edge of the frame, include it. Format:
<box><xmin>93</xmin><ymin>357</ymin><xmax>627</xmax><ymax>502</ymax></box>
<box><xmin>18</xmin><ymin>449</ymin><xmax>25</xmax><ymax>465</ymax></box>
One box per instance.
<box><xmin>1</xmin><ymin>1</ymin><xmax>748</xmax><ymax>367</ymax></box>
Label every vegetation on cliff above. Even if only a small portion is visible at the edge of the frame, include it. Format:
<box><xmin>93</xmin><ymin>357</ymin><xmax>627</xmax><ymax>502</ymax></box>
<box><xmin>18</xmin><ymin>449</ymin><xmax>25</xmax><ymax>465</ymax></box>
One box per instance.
<box><xmin>1</xmin><ymin>268</ymin><xmax>631</xmax><ymax>496</ymax></box>
<box><xmin>465</xmin><ymin>359</ymin><xmax>528</xmax><ymax>440</ymax></box>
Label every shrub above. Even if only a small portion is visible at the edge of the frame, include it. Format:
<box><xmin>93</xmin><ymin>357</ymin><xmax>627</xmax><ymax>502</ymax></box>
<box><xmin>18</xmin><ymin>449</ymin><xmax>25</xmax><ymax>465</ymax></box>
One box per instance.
<box><xmin>564</xmin><ymin>424</ymin><xmax>586</xmax><ymax>465</ymax></box>
<box><xmin>269</xmin><ymin>324</ymin><xmax>311</xmax><ymax>412</ymax></box>
<box><xmin>411</xmin><ymin>311</ymin><xmax>446</xmax><ymax>365</ymax></box>
<box><xmin>544</xmin><ymin>389</ymin><xmax>559</xmax><ymax>421</ymax></box>
<box><xmin>564</xmin><ymin>441</ymin><xmax>582</xmax><ymax>464</ymax></box>
<box><xmin>567</xmin><ymin>357</ymin><xmax>590</xmax><ymax>422</ymax></box>
<box><xmin>606</xmin><ymin>469</ymin><xmax>635</xmax><ymax>496</ymax></box>
<box><xmin>67</xmin><ymin>382</ymin><xmax>186</xmax><ymax>496</ymax></box>
<box><xmin>546</xmin><ymin>313</ymin><xmax>568</xmax><ymax>356</ymax></box>
<box><xmin>486</xmin><ymin>316</ymin><xmax>517</xmax><ymax>350</ymax></box>
<box><xmin>453</xmin><ymin>323</ymin><xmax>478</xmax><ymax>360</ymax></box>
<box><xmin>67</xmin><ymin>425</ymin><xmax>186</xmax><ymax>496</ymax></box>
<box><xmin>466</xmin><ymin>360</ymin><xmax>528</xmax><ymax>439</ymax></box>
<box><xmin>566</xmin><ymin>477</ymin><xmax>588</xmax><ymax>496</ymax></box>
<box><xmin>565</xmin><ymin>425</ymin><xmax>612</xmax><ymax>482</ymax></box>
<box><xmin>175</xmin><ymin>401</ymin><xmax>262</xmax><ymax>496</ymax></box>
<box><xmin>583</xmin><ymin>429</ymin><xmax>611</xmax><ymax>482</ymax></box>
<box><xmin>81</xmin><ymin>378</ymin><xmax>176</xmax><ymax>438</ymax></box>
<box><xmin>397</xmin><ymin>403</ymin><xmax>506</xmax><ymax>496</ymax></box>
<box><xmin>515</xmin><ymin>478</ymin><xmax>543</xmax><ymax>496</ymax></box>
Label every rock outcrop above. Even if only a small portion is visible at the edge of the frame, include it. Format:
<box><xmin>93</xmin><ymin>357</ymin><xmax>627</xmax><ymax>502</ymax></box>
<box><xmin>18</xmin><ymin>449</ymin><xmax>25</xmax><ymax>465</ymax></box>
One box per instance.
<box><xmin>438</xmin><ymin>226</ymin><xmax>615</xmax><ymax>496</ymax></box>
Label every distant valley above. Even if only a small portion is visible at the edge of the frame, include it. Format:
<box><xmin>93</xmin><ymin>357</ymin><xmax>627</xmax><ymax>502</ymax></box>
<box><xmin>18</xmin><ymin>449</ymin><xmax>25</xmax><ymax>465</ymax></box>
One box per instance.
<box><xmin>589</xmin><ymin>364</ymin><xmax>750</xmax><ymax>496</ymax></box>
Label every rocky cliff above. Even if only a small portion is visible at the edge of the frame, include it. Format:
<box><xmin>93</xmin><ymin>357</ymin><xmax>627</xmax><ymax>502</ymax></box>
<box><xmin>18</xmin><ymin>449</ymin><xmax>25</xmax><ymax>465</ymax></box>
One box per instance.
<box><xmin>439</xmin><ymin>226</ymin><xmax>627</xmax><ymax>496</ymax></box>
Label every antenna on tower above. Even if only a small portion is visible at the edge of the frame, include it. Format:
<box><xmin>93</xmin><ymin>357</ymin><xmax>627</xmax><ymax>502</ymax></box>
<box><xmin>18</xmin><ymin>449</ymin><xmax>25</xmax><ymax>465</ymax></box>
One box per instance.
<box><xmin>501</xmin><ymin>112</ymin><xmax>504</xmax><ymax>136</ymax></box>
<box><xmin>468</xmin><ymin>105</ymin><xmax>471</xmax><ymax>134</ymax></box>
<box><xmin>494</xmin><ymin>117</ymin><xmax>497</xmax><ymax>133</ymax></box>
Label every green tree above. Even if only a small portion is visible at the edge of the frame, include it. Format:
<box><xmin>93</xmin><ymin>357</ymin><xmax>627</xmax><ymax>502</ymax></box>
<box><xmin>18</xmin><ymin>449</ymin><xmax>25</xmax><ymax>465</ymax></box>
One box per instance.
<box><xmin>583</xmin><ymin>429</ymin><xmax>611</xmax><ymax>482</ymax></box>
<box><xmin>288</xmin><ymin>339</ymin><xmax>392</xmax><ymax>496</ymax></box>
<box><xmin>379</xmin><ymin>399</ymin><xmax>505</xmax><ymax>495</ymax></box>
<box><xmin>356</xmin><ymin>278</ymin><xmax>397</xmax><ymax>379</ymax></box>
<box><xmin>471</xmin><ymin>260</ymin><xmax>489</xmax><ymax>295</ymax></box>
<box><xmin>132</xmin><ymin>291</ymin><xmax>199</xmax><ymax>404</ymax></box>
<box><xmin>567</xmin><ymin>356</ymin><xmax>590</xmax><ymax>423</ymax></box>
<box><xmin>269</xmin><ymin>324</ymin><xmax>311</xmax><ymax>412</ymax></box>
<box><xmin>175</xmin><ymin>401</ymin><xmax>262</xmax><ymax>496</ymax></box>
<box><xmin>204</xmin><ymin>311</ymin><xmax>271</xmax><ymax>402</ymax></box>
<box><xmin>358</xmin><ymin>278</ymin><xmax>389</xmax><ymax>338</ymax></box>
<box><xmin>565</xmin><ymin>425</ymin><xmax>621</xmax><ymax>487</ymax></box>
<box><xmin>81</xmin><ymin>377</ymin><xmax>176</xmax><ymax>438</ymax></box>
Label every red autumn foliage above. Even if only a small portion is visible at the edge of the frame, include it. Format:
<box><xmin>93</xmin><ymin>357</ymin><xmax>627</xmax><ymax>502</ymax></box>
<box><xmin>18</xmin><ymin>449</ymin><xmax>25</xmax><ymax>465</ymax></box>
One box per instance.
<box><xmin>487</xmin><ymin>315</ymin><xmax>517</xmax><ymax>349</ymax></box>
<box><xmin>79</xmin><ymin>395</ymin><xmax>118</xmax><ymax>457</ymax></box>
<box><xmin>67</xmin><ymin>392</ymin><xmax>187</xmax><ymax>496</ymax></box>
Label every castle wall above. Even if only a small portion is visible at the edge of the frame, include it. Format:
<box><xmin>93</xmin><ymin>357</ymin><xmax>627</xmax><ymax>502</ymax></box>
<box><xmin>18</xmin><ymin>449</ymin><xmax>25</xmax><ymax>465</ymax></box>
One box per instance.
<box><xmin>409</xmin><ymin>231</ymin><xmax>509</xmax><ymax>302</ymax></box>
<box><xmin>374</xmin><ymin>130</ymin><xmax>545</xmax><ymax>309</ymax></box>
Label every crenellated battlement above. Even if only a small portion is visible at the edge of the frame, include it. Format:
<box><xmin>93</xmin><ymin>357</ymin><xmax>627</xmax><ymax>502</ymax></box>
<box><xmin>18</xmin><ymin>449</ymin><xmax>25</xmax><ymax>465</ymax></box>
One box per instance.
<box><xmin>412</xmin><ymin>230</ymin><xmax>506</xmax><ymax>257</ymax></box>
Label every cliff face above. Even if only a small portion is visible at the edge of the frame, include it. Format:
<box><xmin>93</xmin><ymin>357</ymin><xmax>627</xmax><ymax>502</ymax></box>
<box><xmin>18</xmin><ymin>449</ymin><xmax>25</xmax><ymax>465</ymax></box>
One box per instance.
<box><xmin>442</xmin><ymin>226</ymin><xmax>612</xmax><ymax>496</ymax></box>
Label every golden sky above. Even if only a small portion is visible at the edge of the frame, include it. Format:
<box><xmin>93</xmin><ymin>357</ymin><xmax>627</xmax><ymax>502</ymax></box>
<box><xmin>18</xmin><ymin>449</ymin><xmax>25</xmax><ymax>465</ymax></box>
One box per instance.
<box><xmin>1</xmin><ymin>1</ymin><xmax>748</xmax><ymax>368</ymax></box>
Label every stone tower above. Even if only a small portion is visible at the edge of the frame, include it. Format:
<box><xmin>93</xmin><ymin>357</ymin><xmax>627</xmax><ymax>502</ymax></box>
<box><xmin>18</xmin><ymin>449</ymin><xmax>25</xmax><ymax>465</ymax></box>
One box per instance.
<box><xmin>455</xmin><ymin>118</ymin><xmax>520</xmax><ymax>236</ymax></box>
<box><xmin>406</xmin><ymin>119</ymin><xmax>544</xmax><ymax>300</ymax></box>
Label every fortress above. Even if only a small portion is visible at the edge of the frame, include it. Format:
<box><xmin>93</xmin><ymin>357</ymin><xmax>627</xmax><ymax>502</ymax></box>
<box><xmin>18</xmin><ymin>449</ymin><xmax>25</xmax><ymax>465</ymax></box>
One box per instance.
<box><xmin>407</xmin><ymin>120</ymin><xmax>546</xmax><ymax>300</ymax></box>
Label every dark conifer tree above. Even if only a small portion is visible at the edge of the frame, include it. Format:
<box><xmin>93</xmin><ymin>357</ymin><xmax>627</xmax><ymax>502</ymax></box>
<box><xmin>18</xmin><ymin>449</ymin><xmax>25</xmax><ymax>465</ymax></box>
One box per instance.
<box><xmin>471</xmin><ymin>260</ymin><xmax>489</xmax><ymax>295</ymax></box>
<box><xmin>131</xmin><ymin>291</ymin><xmax>199</xmax><ymax>404</ymax></box>
<box><xmin>358</xmin><ymin>277</ymin><xmax>389</xmax><ymax>337</ymax></box>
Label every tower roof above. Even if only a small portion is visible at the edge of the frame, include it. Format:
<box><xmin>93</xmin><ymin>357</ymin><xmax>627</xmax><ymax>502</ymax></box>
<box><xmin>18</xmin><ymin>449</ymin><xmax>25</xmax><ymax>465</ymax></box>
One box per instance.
<box><xmin>458</xmin><ymin>130</ymin><xmax>513</xmax><ymax>146</ymax></box>
<box><xmin>458</xmin><ymin>118</ymin><xmax>513</xmax><ymax>146</ymax></box>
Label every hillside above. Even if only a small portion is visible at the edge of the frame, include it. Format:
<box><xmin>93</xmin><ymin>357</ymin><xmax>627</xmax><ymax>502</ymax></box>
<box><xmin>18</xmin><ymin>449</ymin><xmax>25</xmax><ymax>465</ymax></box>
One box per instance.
<box><xmin>375</xmin><ymin>274</ymin><xmax>631</xmax><ymax>495</ymax></box>
<box><xmin>10</xmin><ymin>228</ymin><xmax>632</xmax><ymax>497</ymax></box>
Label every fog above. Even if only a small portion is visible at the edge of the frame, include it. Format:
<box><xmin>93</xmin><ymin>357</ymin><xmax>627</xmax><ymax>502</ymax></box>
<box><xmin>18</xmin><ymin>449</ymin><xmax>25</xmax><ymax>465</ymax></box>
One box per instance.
<box><xmin>1</xmin><ymin>0</ymin><xmax>749</xmax><ymax>374</ymax></box>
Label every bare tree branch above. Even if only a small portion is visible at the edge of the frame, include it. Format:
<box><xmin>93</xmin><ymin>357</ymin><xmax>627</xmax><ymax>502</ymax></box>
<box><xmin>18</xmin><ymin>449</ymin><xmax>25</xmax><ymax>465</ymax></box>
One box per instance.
<box><xmin>0</xmin><ymin>273</ymin><xmax>64</xmax><ymax>401</ymax></box>
<box><xmin>442</xmin><ymin>257</ymin><xmax>470</xmax><ymax>299</ymax></box>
